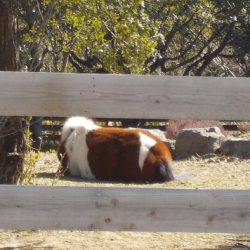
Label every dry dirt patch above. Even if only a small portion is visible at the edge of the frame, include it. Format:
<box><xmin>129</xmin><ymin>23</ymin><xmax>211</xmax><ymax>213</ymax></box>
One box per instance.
<box><xmin>0</xmin><ymin>152</ymin><xmax>249</xmax><ymax>249</ymax></box>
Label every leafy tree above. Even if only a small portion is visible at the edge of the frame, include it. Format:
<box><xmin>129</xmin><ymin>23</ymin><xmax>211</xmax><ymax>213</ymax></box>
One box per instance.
<box><xmin>5</xmin><ymin>0</ymin><xmax>248</xmax><ymax>77</ymax></box>
<box><xmin>11</xmin><ymin>0</ymin><xmax>155</xmax><ymax>74</ymax></box>
<box><xmin>48</xmin><ymin>0</ymin><xmax>156</xmax><ymax>74</ymax></box>
<box><xmin>145</xmin><ymin>0</ymin><xmax>249</xmax><ymax>76</ymax></box>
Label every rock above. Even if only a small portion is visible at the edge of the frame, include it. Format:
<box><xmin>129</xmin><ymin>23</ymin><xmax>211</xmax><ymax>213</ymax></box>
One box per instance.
<box><xmin>164</xmin><ymin>139</ymin><xmax>176</xmax><ymax>159</ymax></box>
<box><xmin>220</xmin><ymin>138</ymin><xmax>250</xmax><ymax>158</ymax></box>
<box><xmin>175</xmin><ymin>127</ymin><xmax>225</xmax><ymax>158</ymax></box>
<box><xmin>207</xmin><ymin>127</ymin><xmax>222</xmax><ymax>133</ymax></box>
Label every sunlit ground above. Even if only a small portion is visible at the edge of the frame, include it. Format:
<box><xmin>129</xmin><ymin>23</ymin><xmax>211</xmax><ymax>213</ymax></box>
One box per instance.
<box><xmin>0</xmin><ymin>152</ymin><xmax>249</xmax><ymax>249</ymax></box>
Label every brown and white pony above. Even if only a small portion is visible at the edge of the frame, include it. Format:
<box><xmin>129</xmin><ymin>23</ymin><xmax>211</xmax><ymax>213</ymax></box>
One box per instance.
<box><xmin>57</xmin><ymin>117</ymin><xmax>174</xmax><ymax>182</ymax></box>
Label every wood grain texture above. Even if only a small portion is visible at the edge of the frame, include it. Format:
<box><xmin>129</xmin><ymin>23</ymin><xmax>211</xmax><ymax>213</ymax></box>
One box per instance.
<box><xmin>0</xmin><ymin>185</ymin><xmax>249</xmax><ymax>232</ymax></box>
<box><xmin>0</xmin><ymin>71</ymin><xmax>250</xmax><ymax>120</ymax></box>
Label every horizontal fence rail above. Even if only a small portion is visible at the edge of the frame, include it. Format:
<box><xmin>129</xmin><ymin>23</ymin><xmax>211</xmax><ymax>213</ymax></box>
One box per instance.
<box><xmin>0</xmin><ymin>186</ymin><xmax>249</xmax><ymax>233</ymax></box>
<box><xmin>0</xmin><ymin>71</ymin><xmax>250</xmax><ymax>234</ymax></box>
<box><xmin>0</xmin><ymin>71</ymin><xmax>250</xmax><ymax>120</ymax></box>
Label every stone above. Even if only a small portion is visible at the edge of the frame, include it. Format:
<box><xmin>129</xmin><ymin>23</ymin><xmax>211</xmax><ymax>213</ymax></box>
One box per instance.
<box><xmin>161</xmin><ymin>138</ymin><xmax>176</xmax><ymax>159</ymax></box>
<box><xmin>175</xmin><ymin>127</ymin><xmax>225</xmax><ymax>158</ymax></box>
<box><xmin>220</xmin><ymin>138</ymin><xmax>250</xmax><ymax>158</ymax></box>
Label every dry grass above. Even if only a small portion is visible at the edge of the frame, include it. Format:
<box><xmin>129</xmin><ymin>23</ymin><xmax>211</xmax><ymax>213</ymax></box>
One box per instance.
<box><xmin>0</xmin><ymin>152</ymin><xmax>249</xmax><ymax>249</ymax></box>
<box><xmin>0</xmin><ymin>230</ymin><xmax>249</xmax><ymax>250</ymax></box>
<box><xmin>33</xmin><ymin>153</ymin><xmax>250</xmax><ymax>190</ymax></box>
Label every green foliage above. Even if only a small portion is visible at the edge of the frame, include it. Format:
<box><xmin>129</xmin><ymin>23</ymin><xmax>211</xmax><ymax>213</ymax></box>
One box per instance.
<box><xmin>10</xmin><ymin>0</ymin><xmax>249</xmax><ymax>76</ymax></box>
<box><xmin>18</xmin><ymin>116</ymin><xmax>41</xmax><ymax>185</ymax></box>
<box><xmin>16</xmin><ymin>0</ymin><xmax>156</xmax><ymax>74</ymax></box>
<box><xmin>20</xmin><ymin>151</ymin><xmax>41</xmax><ymax>185</ymax></box>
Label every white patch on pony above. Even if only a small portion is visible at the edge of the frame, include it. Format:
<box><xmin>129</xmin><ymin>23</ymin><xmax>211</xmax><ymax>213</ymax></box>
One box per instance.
<box><xmin>138</xmin><ymin>133</ymin><xmax>156</xmax><ymax>171</ymax></box>
<box><xmin>63</xmin><ymin>116</ymin><xmax>99</xmax><ymax>179</ymax></box>
<box><xmin>65</xmin><ymin>132</ymin><xmax>80</xmax><ymax>176</ymax></box>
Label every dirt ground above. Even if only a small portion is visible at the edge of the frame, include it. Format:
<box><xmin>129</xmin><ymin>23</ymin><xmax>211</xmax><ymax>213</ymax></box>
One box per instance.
<box><xmin>0</xmin><ymin>152</ymin><xmax>249</xmax><ymax>249</ymax></box>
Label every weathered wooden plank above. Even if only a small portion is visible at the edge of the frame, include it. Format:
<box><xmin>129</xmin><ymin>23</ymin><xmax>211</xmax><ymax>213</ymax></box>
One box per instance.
<box><xmin>0</xmin><ymin>71</ymin><xmax>250</xmax><ymax>120</ymax></box>
<box><xmin>0</xmin><ymin>186</ymin><xmax>249</xmax><ymax>233</ymax></box>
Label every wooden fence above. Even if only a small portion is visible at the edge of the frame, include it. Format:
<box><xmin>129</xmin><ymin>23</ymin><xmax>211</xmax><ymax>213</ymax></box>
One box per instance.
<box><xmin>41</xmin><ymin>117</ymin><xmax>169</xmax><ymax>147</ymax></box>
<box><xmin>0</xmin><ymin>71</ymin><xmax>249</xmax><ymax>233</ymax></box>
<box><xmin>41</xmin><ymin>118</ymin><xmax>246</xmax><ymax>148</ymax></box>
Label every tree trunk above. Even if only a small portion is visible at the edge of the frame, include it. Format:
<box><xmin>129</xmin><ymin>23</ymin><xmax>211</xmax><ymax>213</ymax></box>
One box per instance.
<box><xmin>0</xmin><ymin>3</ymin><xmax>18</xmax><ymax>70</ymax></box>
<box><xmin>0</xmin><ymin>2</ymin><xmax>28</xmax><ymax>184</ymax></box>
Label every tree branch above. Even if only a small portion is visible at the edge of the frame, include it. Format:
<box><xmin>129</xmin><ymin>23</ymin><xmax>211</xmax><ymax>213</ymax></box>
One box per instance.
<box><xmin>195</xmin><ymin>22</ymin><xmax>235</xmax><ymax>76</ymax></box>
